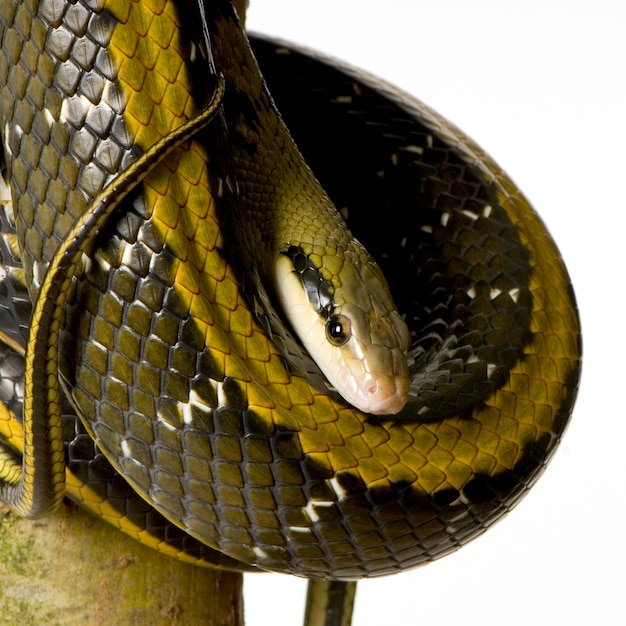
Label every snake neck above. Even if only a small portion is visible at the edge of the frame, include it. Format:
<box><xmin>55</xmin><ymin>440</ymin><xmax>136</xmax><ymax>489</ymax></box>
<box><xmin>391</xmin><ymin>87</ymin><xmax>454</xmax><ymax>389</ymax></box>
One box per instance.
<box><xmin>200</xmin><ymin>1</ymin><xmax>410</xmax><ymax>414</ymax></box>
<box><xmin>203</xmin><ymin>1</ymin><xmax>353</xmax><ymax>281</ymax></box>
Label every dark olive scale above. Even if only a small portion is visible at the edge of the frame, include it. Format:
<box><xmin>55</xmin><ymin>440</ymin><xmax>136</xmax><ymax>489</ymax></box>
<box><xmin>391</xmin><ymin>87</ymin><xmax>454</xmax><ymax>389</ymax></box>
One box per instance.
<box><xmin>0</xmin><ymin>0</ymin><xmax>581</xmax><ymax>580</ymax></box>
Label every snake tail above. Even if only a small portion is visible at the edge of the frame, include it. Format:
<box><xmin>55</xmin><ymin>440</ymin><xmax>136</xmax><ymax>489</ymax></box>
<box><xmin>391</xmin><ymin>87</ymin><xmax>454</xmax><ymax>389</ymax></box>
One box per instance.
<box><xmin>304</xmin><ymin>580</ymin><xmax>357</xmax><ymax>626</ymax></box>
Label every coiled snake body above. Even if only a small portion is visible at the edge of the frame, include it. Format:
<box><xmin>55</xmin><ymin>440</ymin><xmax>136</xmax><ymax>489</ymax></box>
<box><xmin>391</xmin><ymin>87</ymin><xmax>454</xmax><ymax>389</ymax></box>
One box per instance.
<box><xmin>0</xmin><ymin>0</ymin><xmax>580</xmax><ymax>606</ymax></box>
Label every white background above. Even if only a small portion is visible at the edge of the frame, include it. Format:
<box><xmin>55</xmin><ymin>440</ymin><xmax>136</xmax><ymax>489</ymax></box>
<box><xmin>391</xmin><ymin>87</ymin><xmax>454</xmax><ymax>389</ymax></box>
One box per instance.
<box><xmin>243</xmin><ymin>1</ymin><xmax>625</xmax><ymax>625</ymax></box>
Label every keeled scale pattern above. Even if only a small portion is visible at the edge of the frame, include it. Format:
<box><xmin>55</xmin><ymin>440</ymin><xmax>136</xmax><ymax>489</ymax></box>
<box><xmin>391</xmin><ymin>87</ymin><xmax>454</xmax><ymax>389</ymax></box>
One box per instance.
<box><xmin>0</xmin><ymin>1</ymin><xmax>581</xmax><ymax>579</ymax></box>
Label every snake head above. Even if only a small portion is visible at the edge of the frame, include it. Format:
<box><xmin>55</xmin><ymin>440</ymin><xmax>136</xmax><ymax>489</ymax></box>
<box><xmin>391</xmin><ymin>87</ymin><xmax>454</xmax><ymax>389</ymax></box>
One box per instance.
<box><xmin>275</xmin><ymin>245</ymin><xmax>409</xmax><ymax>415</ymax></box>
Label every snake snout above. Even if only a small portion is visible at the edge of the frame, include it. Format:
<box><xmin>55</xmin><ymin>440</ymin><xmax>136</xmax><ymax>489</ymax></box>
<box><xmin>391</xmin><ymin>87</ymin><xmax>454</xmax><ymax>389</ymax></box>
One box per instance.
<box><xmin>357</xmin><ymin>372</ymin><xmax>409</xmax><ymax>415</ymax></box>
<box><xmin>343</xmin><ymin>341</ymin><xmax>409</xmax><ymax>415</ymax></box>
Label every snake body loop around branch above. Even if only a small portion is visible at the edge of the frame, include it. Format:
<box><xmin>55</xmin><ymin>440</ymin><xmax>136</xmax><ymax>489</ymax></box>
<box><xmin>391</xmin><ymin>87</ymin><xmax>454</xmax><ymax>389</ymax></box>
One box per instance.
<box><xmin>0</xmin><ymin>0</ymin><xmax>580</xmax><ymax>587</ymax></box>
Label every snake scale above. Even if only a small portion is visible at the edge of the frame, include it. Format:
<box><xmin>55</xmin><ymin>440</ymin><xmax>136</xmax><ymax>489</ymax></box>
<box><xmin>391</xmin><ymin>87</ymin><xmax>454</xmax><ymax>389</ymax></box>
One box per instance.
<box><xmin>0</xmin><ymin>0</ymin><xmax>580</xmax><ymax>610</ymax></box>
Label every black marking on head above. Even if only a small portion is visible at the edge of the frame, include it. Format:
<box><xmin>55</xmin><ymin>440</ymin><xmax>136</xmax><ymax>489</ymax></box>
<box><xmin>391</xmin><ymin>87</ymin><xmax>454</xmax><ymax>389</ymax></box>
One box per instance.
<box><xmin>283</xmin><ymin>245</ymin><xmax>334</xmax><ymax>317</ymax></box>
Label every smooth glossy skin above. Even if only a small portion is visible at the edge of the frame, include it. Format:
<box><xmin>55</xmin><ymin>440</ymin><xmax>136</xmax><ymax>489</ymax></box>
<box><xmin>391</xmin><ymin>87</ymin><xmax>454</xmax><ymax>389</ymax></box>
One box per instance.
<box><xmin>0</xmin><ymin>0</ymin><xmax>581</xmax><ymax>588</ymax></box>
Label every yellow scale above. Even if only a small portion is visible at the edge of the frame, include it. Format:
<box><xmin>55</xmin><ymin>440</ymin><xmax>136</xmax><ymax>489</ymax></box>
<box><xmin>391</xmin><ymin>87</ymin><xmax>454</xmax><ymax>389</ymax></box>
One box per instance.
<box><xmin>0</xmin><ymin>0</ymin><xmax>580</xmax><ymax>591</ymax></box>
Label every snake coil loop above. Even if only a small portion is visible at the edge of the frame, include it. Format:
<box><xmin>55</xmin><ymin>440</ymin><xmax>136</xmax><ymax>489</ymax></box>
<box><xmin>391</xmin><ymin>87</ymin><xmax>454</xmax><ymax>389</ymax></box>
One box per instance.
<box><xmin>0</xmin><ymin>0</ymin><xmax>580</xmax><ymax>600</ymax></box>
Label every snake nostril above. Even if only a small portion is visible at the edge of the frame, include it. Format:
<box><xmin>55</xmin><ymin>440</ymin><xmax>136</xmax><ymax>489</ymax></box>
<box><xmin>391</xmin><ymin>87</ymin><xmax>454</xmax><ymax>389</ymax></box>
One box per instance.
<box><xmin>367</xmin><ymin>382</ymin><xmax>378</xmax><ymax>396</ymax></box>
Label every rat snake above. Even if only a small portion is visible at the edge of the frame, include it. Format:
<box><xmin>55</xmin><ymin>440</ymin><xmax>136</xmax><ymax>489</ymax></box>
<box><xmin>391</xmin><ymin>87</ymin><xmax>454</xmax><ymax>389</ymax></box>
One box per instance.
<box><xmin>0</xmin><ymin>0</ymin><xmax>581</xmax><ymax>623</ymax></box>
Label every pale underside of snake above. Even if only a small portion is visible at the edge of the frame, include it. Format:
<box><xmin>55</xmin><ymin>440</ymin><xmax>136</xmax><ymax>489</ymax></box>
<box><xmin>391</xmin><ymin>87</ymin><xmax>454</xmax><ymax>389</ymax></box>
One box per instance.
<box><xmin>0</xmin><ymin>1</ymin><xmax>581</xmax><ymax>625</ymax></box>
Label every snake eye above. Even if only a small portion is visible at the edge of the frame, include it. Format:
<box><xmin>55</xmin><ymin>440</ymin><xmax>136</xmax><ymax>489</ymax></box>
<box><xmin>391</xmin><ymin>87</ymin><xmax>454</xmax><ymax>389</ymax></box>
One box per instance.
<box><xmin>326</xmin><ymin>314</ymin><xmax>351</xmax><ymax>346</ymax></box>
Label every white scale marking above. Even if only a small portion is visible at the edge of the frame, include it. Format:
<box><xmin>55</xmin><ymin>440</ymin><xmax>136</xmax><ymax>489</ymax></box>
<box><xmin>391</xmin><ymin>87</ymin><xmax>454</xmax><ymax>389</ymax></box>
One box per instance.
<box><xmin>466</xmin><ymin>285</ymin><xmax>517</xmax><ymax>302</ymax></box>
<box><xmin>253</xmin><ymin>547</ymin><xmax>269</xmax><ymax>559</ymax></box>
<box><xmin>121</xmin><ymin>441</ymin><xmax>155</xmax><ymax>471</ymax></box>
<box><xmin>184</xmin><ymin>389</ymin><xmax>216</xmax><ymax>425</ymax></box>
<box><xmin>121</xmin><ymin>439</ymin><xmax>132</xmax><ymax>458</ymax></box>
<box><xmin>42</xmin><ymin>108</ymin><xmax>56</xmax><ymax>128</ymax></box>
<box><xmin>462</xmin><ymin>209</ymin><xmax>479</xmax><ymax>221</ymax></box>
<box><xmin>94</xmin><ymin>253</ymin><xmax>112</xmax><ymax>273</ymax></box>
<box><xmin>401</xmin><ymin>144</ymin><xmax>424</xmax><ymax>155</ymax></box>
<box><xmin>121</xmin><ymin>240</ymin><xmax>135</xmax><ymax>268</ymax></box>
<box><xmin>181</xmin><ymin>402</ymin><xmax>194</xmax><ymax>427</ymax></box>
<box><xmin>32</xmin><ymin>260</ymin><xmax>47</xmax><ymax>291</ymax></box>
<box><xmin>304</xmin><ymin>500</ymin><xmax>335</xmax><ymax>523</ymax></box>
<box><xmin>2</xmin><ymin>124</ymin><xmax>11</xmax><ymax>156</ymax></box>
<box><xmin>328</xmin><ymin>476</ymin><xmax>346</xmax><ymax>501</ymax></box>
<box><xmin>156</xmin><ymin>415</ymin><xmax>179</xmax><ymax>434</ymax></box>
<box><xmin>216</xmin><ymin>384</ymin><xmax>230</xmax><ymax>412</ymax></box>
